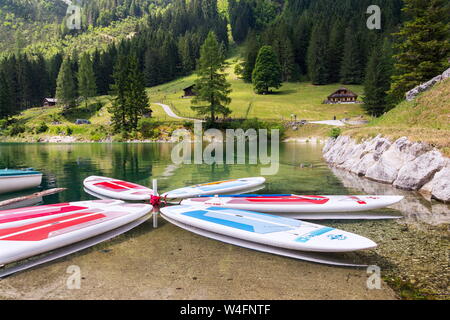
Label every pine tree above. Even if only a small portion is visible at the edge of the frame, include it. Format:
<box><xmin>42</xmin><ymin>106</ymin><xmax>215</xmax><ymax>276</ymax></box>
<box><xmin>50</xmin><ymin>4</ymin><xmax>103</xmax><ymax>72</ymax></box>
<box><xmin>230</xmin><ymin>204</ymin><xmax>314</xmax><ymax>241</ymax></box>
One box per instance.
<box><xmin>191</xmin><ymin>31</ymin><xmax>232</xmax><ymax>122</ymax></box>
<box><xmin>389</xmin><ymin>0</ymin><xmax>450</xmax><ymax>101</ymax></box>
<box><xmin>340</xmin><ymin>27</ymin><xmax>364</xmax><ymax>84</ymax></box>
<box><xmin>109</xmin><ymin>55</ymin><xmax>149</xmax><ymax>132</ymax></box>
<box><xmin>109</xmin><ymin>55</ymin><xmax>130</xmax><ymax>132</ymax></box>
<box><xmin>252</xmin><ymin>45</ymin><xmax>282</xmax><ymax>94</ymax></box>
<box><xmin>0</xmin><ymin>72</ymin><xmax>12</xmax><ymax>119</ymax></box>
<box><xmin>77</xmin><ymin>53</ymin><xmax>97</xmax><ymax>107</ymax></box>
<box><xmin>127</xmin><ymin>55</ymin><xmax>150</xmax><ymax>130</ymax></box>
<box><xmin>363</xmin><ymin>39</ymin><xmax>394</xmax><ymax>116</ymax></box>
<box><xmin>327</xmin><ymin>19</ymin><xmax>345</xmax><ymax>83</ymax></box>
<box><xmin>56</xmin><ymin>57</ymin><xmax>77</xmax><ymax>110</ymax></box>
<box><xmin>307</xmin><ymin>22</ymin><xmax>330</xmax><ymax>85</ymax></box>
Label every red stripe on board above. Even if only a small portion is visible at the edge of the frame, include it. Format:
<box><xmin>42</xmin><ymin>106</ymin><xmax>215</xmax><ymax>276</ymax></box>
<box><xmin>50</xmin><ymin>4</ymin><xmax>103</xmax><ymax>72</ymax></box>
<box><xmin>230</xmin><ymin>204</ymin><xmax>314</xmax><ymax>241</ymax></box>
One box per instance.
<box><xmin>0</xmin><ymin>212</ymin><xmax>105</xmax><ymax>241</ymax></box>
<box><xmin>348</xmin><ymin>196</ymin><xmax>367</xmax><ymax>205</ymax></box>
<box><xmin>233</xmin><ymin>196</ymin><xmax>329</xmax><ymax>204</ymax></box>
<box><xmin>0</xmin><ymin>203</ymin><xmax>70</xmax><ymax>215</ymax></box>
<box><xmin>112</xmin><ymin>180</ymin><xmax>147</xmax><ymax>190</ymax></box>
<box><xmin>0</xmin><ymin>206</ymin><xmax>88</xmax><ymax>224</ymax></box>
<box><xmin>93</xmin><ymin>181</ymin><xmax>127</xmax><ymax>191</ymax></box>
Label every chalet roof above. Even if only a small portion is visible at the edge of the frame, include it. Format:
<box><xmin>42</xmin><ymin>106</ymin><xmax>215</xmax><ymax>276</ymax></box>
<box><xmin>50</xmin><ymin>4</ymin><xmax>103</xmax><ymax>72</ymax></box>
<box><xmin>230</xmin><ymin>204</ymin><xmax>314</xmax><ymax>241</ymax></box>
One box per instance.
<box><xmin>44</xmin><ymin>98</ymin><xmax>58</xmax><ymax>102</ymax></box>
<box><xmin>327</xmin><ymin>88</ymin><xmax>358</xmax><ymax>99</ymax></box>
<box><xmin>183</xmin><ymin>85</ymin><xmax>195</xmax><ymax>90</ymax></box>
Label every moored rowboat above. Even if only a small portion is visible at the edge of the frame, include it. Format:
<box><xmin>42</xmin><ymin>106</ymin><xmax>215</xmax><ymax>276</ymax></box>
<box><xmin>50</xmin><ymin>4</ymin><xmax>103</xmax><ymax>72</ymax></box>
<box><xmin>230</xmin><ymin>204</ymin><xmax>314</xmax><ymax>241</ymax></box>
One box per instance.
<box><xmin>0</xmin><ymin>169</ymin><xmax>43</xmax><ymax>194</ymax></box>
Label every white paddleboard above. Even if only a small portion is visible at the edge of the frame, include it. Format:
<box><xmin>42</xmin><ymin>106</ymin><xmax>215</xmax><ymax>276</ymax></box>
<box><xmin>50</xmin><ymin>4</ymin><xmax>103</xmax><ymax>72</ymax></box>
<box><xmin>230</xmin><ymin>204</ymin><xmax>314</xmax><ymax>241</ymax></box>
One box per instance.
<box><xmin>83</xmin><ymin>176</ymin><xmax>154</xmax><ymax>201</ymax></box>
<box><xmin>160</xmin><ymin>205</ymin><xmax>377</xmax><ymax>253</ymax></box>
<box><xmin>181</xmin><ymin>194</ymin><xmax>404</xmax><ymax>213</ymax></box>
<box><xmin>0</xmin><ymin>202</ymin><xmax>152</xmax><ymax>266</ymax></box>
<box><xmin>162</xmin><ymin>214</ymin><xmax>368</xmax><ymax>267</ymax></box>
<box><xmin>0</xmin><ymin>200</ymin><xmax>124</xmax><ymax>229</ymax></box>
<box><xmin>162</xmin><ymin>177</ymin><xmax>266</xmax><ymax>199</ymax></box>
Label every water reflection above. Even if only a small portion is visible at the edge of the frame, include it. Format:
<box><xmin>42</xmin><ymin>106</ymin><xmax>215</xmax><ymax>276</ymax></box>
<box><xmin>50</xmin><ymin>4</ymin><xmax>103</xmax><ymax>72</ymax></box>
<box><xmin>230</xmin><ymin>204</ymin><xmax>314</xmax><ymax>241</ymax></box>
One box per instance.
<box><xmin>330</xmin><ymin>167</ymin><xmax>450</xmax><ymax>226</ymax></box>
<box><xmin>0</xmin><ymin>142</ymin><xmax>448</xmax><ymax>227</ymax></box>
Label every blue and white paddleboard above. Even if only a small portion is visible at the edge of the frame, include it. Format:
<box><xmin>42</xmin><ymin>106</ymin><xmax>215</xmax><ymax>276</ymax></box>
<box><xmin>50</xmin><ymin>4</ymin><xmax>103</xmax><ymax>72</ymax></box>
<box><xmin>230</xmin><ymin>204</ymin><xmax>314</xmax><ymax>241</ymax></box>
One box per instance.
<box><xmin>160</xmin><ymin>205</ymin><xmax>377</xmax><ymax>253</ymax></box>
<box><xmin>161</xmin><ymin>177</ymin><xmax>265</xmax><ymax>199</ymax></box>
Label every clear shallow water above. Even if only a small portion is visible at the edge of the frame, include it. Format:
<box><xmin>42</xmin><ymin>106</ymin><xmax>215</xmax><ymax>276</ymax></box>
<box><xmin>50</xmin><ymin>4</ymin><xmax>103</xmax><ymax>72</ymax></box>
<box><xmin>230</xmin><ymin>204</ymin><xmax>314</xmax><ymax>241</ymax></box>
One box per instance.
<box><xmin>0</xmin><ymin>142</ymin><xmax>448</xmax><ymax>299</ymax></box>
<box><xmin>0</xmin><ymin>142</ymin><xmax>447</xmax><ymax>225</ymax></box>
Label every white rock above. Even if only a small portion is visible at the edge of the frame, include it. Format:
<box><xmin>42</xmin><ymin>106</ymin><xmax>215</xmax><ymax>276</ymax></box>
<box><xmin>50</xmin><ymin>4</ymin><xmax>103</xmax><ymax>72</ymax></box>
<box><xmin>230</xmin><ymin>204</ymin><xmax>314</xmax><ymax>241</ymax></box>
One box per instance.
<box><xmin>393</xmin><ymin>150</ymin><xmax>446</xmax><ymax>190</ymax></box>
<box><xmin>431</xmin><ymin>167</ymin><xmax>450</xmax><ymax>202</ymax></box>
<box><xmin>365</xmin><ymin>137</ymin><xmax>430</xmax><ymax>184</ymax></box>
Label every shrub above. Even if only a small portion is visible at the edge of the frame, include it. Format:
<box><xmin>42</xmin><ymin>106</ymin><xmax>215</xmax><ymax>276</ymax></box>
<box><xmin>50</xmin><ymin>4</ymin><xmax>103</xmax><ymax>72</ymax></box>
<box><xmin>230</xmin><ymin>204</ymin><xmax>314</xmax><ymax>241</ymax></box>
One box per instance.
<box><xmin>138</xmin><ymin>118</ymin><xmax>161</xmax><ymax>139</ymax></box>
<box><xmin>35</xmin><ymin>122</ymin><xmax>49</xmax><ymax>134</ymax></box>
<box><xmin>329</xmin><ymin>127</ymin><xmax>342</xmax><ymax>138</ymax></box>
<box><xmin>9</xmin><ymin>123</ymin><xmax>26</xmax><ymax>136</ymax></box>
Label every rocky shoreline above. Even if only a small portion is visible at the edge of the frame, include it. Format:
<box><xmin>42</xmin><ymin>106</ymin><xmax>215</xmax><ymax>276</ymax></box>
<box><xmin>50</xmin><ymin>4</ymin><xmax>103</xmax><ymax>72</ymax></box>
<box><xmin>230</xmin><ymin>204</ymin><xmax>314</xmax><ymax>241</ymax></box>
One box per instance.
<box><xmin>323</xmin><ymin>135</ymin><xmax>450</xmax><ymax>203</ymax></box>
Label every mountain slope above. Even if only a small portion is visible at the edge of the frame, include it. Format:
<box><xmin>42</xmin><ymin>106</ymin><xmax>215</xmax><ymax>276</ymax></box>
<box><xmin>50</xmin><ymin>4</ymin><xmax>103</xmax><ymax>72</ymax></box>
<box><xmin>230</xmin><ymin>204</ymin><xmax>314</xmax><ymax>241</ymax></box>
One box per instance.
<box><xmin>345</xmin><ymin>78</ymin><xmax>450</xmax><ymax>155</ymax></box>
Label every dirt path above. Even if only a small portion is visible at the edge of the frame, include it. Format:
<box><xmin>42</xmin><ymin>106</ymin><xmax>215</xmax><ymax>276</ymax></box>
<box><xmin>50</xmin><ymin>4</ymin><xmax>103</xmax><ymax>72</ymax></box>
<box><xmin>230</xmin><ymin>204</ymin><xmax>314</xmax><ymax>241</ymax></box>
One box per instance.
<box><xmin>0</xmin><ymin>219</ymin><xmax>397</xmax><ymax>300</ymax></box>
<box><xmin>154</xmin><ymin>103</ymin><xmax>201</xmax><ymax>122</ymax></box>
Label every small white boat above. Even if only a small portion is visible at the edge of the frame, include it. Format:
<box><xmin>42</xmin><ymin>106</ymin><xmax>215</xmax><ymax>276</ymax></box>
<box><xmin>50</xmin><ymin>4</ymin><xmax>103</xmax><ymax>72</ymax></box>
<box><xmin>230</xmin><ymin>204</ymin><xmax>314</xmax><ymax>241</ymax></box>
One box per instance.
<box><xmin>0</xmin><ymin>169</ymin><xmax>43</xmax><ymax>194</ymax></box>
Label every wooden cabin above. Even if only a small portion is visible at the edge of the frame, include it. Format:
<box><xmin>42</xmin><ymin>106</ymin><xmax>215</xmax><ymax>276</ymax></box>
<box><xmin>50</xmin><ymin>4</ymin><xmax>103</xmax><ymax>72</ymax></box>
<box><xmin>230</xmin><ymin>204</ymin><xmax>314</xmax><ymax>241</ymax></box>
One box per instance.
<box><xmin>182</xmin><ymin>85</ymin><xmax>196</xmax><ymax>97</ymax></box>
<box><xmin>43</xmin><ymin>98</ymin><xmax>57</xmax><ymax>107</ymax></box>
<box><xmin>325</xmin><ymin>88</ymin><xmax>358</xmax><ymax>104</ymax></box>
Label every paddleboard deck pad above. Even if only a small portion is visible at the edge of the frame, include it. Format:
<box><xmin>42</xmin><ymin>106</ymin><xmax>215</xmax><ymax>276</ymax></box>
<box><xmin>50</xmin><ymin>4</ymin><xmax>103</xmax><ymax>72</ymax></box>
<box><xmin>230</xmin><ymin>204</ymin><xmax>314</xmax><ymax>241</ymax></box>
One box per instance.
<box><xmin>161</xmin><ymin>214</ymin><xmax>368</xmax><ymax>267</ymax></box>
<box><xmin>162</xmin><ymin>177</ymin><xmax>266</xmax><ymax>199</ymax></box>
<box><xmin>160</xmin><ymin>205</ymin><xmax>377</xmax><ymax>253</ymax></box>
<box><xmin>181</xmin><ymin>194</ymin><xmax>404</xmax><ymax>213</ymax></box>
<box><xmin>0</xmin><ymin>200</ymin><xmax>124</xmax><ymax>229</ymax></box>
<box><xmin>0</xmin><ymin>214</ymin><xmax>151</xmax><ymax>278</ymax></box>
<box><xmin>0</xmin><ymin>202</ymin><xmax>152</xmax><ymax>265</ymax></box>
<box><xmin>83</xmin><ymin>176</ymin><xmax>154</xmax><ymax>201</ymax></box>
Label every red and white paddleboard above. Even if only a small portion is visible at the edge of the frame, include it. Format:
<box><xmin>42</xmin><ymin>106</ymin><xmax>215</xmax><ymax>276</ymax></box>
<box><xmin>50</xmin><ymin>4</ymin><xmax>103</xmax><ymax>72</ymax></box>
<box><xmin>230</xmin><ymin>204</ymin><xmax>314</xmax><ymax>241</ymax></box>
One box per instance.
<box><xmin>83</xmin><ymin>176</ymin><xmax>154</xmax><ymax>201</ymax></box>
<box><xmin>0</xmin><ymin>202</ymin><xmax>152</xmax><ymax>266</ymax></box>
<box><xmin>0</xmin><ymin>200</ymin><xmax>124</xmax><ymax>229</ymax></box>
<box><xmin>180</xmin><ymin>194</ymin><xmax>404</xmax><ymax>213</ymax></box>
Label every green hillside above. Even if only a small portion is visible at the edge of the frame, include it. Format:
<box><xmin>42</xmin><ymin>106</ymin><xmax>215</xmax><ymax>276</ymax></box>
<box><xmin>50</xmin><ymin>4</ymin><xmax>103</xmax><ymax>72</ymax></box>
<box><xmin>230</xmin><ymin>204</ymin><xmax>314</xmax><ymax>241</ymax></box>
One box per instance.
<box><xmin>148</xmin><ymin>58</ymin><xmax>365</xmax><ymax>121</ymax></box>
<box><xmin>345</xmin><ymin>79</ymin><xmax>450</xmax><ymax>155</ymax></box>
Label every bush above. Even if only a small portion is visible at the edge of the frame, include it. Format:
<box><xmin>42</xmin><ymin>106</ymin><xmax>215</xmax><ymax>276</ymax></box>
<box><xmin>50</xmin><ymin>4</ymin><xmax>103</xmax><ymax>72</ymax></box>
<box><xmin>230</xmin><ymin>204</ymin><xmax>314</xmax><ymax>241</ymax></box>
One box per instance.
<box><xmin>66</xmin><ymin>126</ymin><xmax>73</xmax><ymax>135</ymax></box>
<box><xmin>329</xmin><ymin>127</ymin><xmax>342</xmax><ymax>138</ymax></box>
<box><xmin>138</xmin><ymin>118</ymin><xmax>161</xmax><ymax>139</ymax></box>
<box><xmin>35</xmin><ymin>122</ymin><xmax>49</xmax><ymax>134</ymax></box>
<box><xmin>9</xmin><ymin>123</ymin><xmax>26</xmax><ymax>136</ymax></box>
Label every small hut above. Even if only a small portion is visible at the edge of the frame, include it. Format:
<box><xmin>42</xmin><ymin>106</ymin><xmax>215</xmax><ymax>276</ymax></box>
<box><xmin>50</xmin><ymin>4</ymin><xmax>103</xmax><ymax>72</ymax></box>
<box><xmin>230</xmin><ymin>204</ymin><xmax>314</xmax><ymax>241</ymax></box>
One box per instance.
<box><xmin>325</xmin><ymin>88</ymin><xmax>358</xmax><ymax>104</ymax></box>
<box><xmin>43</xmin><ymin>98</ymin><xmax>58</xmax><ymax>107</ymax></box>
<box><xmin>182</xmin><ymin>85</ymin><xmax>196</xmax><ymax>98</ymax></box>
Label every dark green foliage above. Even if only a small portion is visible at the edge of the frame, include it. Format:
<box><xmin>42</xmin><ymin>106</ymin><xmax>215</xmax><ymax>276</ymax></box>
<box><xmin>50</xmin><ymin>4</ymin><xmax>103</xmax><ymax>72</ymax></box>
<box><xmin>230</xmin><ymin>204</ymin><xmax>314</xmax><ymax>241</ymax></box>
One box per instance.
<box><xmin>340</xmin><ymin>27</ymin><xmax>364</xmax><ymax>84</ymax></box>
<box><xmin>307</xmin><ymin>22</ymin><xmax>330</xmax><ymax>85</ymax></box>
<box><xmin>389</xmin><ymin>0</ymin><xmax>450</xmax><ymax>101</ymax></box>
<box><xmin>109</xmin><ymin>54</ymin><xmax>149</xmax><ymax>132</ymax></box>
<box><xmin>191</xmin><ymin>32</ymin><xmax>232</xmax><ymax>122</ymax></box>
<box><xmin>252</xmin><ymin>45</ymin><xmax>282</xmax><ymax>94</ymax></box>
<box><xmin>363</xmin><ymin>40</ymin><xmax>394</xmax><ymax>116</ymax></box>
<box><xmin>77</xmin><ymin>53</ymin><xmax>97</xmax><ymax>106</ymax></box>
<box><xmin>56</xmin><ymin>57</ymin><xmax>77</xmax><ymax>110</ymax></box>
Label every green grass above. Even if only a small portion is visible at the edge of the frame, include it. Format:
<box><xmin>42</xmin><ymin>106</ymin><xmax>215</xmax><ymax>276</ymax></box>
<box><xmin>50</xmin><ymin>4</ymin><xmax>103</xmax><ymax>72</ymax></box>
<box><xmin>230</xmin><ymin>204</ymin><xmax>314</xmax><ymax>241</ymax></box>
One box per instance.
<box><xmin>148</xmin><ymin>59</ymin><xmax>365</xmax><ymax>121</ymax></box>
<box><xmin>344</xmin><ymin>79</ymin><xmax>450</xmax><ymax>155</ymax></box>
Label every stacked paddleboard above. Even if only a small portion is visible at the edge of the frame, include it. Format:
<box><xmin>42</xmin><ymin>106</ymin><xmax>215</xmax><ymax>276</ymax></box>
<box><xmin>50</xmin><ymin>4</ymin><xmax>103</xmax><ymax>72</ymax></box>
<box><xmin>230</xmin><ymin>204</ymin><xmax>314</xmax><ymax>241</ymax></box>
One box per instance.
<box><xmin>161</xmin><ymin>177</ymin><xmax>266</xmax><ymax>199</ymax></box>
<box><xmin>180</xmin><ymin>194</ymin><xmax>404</xmax><ymax>219</ymax></box>
<box><xmin>160</xmin><ymin>205</ymin><xmax>377</xmax><ymax>266</ymax></box>
<box><xmin>0</xmin><ymin>200</ymin><xmax>152</xmax><ymax>266</ymax></box>
<box><xmin>83</xmin><ymin>176</ymin><xmax>154</xmax><ymax>201</ymax></box>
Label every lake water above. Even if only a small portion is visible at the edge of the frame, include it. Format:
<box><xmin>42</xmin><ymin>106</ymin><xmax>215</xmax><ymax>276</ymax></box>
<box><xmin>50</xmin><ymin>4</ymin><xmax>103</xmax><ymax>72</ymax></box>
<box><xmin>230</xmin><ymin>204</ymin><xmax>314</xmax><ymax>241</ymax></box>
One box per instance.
<box><xmin>0</xmin><ymin>142</ymin><xmax>448</xmax><ymax>299</ymax></box>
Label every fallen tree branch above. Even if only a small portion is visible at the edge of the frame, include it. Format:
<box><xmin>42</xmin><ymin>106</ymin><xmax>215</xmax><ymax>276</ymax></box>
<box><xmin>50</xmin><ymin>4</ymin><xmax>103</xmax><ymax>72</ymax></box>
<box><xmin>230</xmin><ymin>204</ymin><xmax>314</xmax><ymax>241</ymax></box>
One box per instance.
<box><xmin>0</xmin><ymin>188</ymin><xmax>67</xmax><ymax>208</ymax></box>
